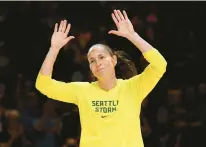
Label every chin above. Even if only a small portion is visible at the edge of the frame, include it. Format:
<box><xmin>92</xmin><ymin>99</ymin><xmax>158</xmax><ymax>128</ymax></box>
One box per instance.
<box><xmin>99</xmin><ymin>74</ymin><xmax>113</xmax><ymax>81</ymax></box>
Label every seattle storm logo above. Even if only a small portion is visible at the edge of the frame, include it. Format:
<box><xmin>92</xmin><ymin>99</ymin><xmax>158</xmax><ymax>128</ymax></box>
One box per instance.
<box><xmin>92</xmin><ymin>100</ymin><xmax>119</xmax><ymax>113</ymax></box>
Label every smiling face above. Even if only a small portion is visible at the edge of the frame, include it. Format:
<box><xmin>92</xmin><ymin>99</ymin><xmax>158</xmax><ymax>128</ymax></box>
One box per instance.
<box><xmin>87</xmin><ymin>44</ymin><xmax>117</xmax><ymax>81</ymax></box>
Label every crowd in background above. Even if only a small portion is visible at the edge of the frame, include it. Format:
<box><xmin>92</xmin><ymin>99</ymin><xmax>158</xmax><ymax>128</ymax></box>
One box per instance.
<box><xmin>0</xmin><ymin>2</ymin><xmax>206</xmax><ymax>147</ymax></box>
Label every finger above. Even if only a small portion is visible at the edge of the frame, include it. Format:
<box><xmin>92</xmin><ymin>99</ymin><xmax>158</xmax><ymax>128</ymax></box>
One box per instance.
<box><xmin>112</xmin><ymin>13</ymin><xmax>118</xmax><ymax>26</ymax></box>
<box><xmin>54</xmin><ymin>23</ymin><xmax>58</xmax><ymax>32</ymax></box>
<box><xmin>58</xmin><ymin>20</ymin><xmax>64</xmax><ymax>32</ymax></box>
<box><xmin>123</xmin><ymin>10</ymin><xmax>128</xmax><ymax>20</ymax></box>
<box><xmin>117</xmin><ymin>10</ymin><xmax>125</xmax><ymax>20</ymax></box>
<box><xmin>65</xmin><ymin>36</ymin><xmax>75</xmax><ymax>43</ymax></box>
<box><xmin>114</xmin><ymin>10</ymin><xmax>122</xmax><ymax>22</ymax></box>
<box><xmin>62</xmin><ymin>20</ymin><xmax>67</xmax><ymax>33</ymax></box>
<box><xmin>65</xmin><ymin>23</ymin><xmax>71</xmax><ymax>35</ymax></box>
<box><xmin>108</xmin><ymin>30</ymin><xmax>120</xmax><ymax>36</ymax></box>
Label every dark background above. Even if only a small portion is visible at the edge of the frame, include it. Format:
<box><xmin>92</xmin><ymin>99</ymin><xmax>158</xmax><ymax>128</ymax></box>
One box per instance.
<box><xmin>0</xmin><ymin>2</ymin><xmax>206</xmax><ymax>147</ymax></box>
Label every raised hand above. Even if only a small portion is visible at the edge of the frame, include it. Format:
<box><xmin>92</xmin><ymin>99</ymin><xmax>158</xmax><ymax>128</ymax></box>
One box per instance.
<box><xmin>51</xmin><ymin>20</ymin><xmax>74</xmax><ymax>50</ymax></box>
<box><xmin>109</xmin><ymin>10</ymin><xmax>135</xmax><ymax>38</ymax></box>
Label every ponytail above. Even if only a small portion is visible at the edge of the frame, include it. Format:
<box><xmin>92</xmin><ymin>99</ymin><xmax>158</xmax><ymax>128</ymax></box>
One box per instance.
<box><xmin>114</xmin><ymin>50</ymin><xmax>138</xmax><ymax>79</ymax></box>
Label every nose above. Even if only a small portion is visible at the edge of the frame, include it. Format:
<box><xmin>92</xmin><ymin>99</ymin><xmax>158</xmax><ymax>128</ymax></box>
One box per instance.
<box><xmin>96</xmin><ymin>60</ymin><xmax>102</xmax><ymax>69</ymax></box>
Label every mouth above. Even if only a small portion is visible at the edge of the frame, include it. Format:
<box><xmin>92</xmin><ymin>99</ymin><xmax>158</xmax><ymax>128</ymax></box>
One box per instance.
<box><xmin>97</xmin><ymin>68</ymin><xmax>104</xmax><ymax>72</ymax></box>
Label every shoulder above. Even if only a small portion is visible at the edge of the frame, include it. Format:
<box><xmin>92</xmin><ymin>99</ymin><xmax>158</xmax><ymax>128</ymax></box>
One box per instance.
<box><xmin>116</xmin><ymin>75</ymin><xmax>143</xmax><ymax>93</ymax></box>
<box><xmin>67</xmin><ymin>81</ymin><xmax>95</xmax><ymax>91</ymax></box>
<box><xmin>118</xmin><ymin>75</ymin><xmax>141</xmax><ymax>85</ymax></box>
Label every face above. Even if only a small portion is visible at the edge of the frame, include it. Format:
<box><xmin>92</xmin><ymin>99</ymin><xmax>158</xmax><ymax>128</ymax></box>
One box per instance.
<box><xmin>87</xmin><ymin>46</ymin><xmax>117</xmax><ymax>80</ymax></box>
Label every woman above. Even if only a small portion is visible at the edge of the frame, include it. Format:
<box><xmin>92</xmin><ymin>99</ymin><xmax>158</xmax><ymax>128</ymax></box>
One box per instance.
<box><xmin>35</xmin><ymin>10</ymin><xmax>167</xmax><ymax>147</ymax></box>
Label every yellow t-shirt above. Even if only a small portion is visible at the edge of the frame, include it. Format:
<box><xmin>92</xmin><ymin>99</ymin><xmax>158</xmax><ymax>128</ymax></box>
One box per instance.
<box><xmin>35</xmin><ymin>48</ymin><xmax>167</xmax><ymax>147</ymax></box>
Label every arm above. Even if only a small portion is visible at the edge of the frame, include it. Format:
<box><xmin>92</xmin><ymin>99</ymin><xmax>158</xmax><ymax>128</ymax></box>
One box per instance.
<box><xmin>109</xmin><ymin>10</ymin><xmax>153</xmax><ymax>53</ymax></box>
<box><xmin>109</xmin><ymin>10</ymin><xmax>167</xmax><ymax>100</ymax></box>
<box><xmin>39</xmin><ymin>20</ymin><xmax>74</xmax><ymax>76</ymax></box>
<box><xmin>34</xmin><ymin>100</ymin><xmax>61</xmax><ymax>133</ymax></box>
<box><xmin>35</xmin><ymin>20</ymin><xmax>87</xmax><ymax>104</ymax></box>
<box><xmin>141</xmin><ymin>114</ymin><xmax>152</xmax><ymax>137</ymax></box>
<box><xmin>7</xmin><ymin>124</ymin><xmax>24</xmax><ymax>147</ymax></box>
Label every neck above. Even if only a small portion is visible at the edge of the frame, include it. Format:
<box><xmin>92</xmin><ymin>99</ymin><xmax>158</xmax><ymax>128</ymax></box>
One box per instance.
<box><xmin>98</xmin><ymin>74</ymin><xmax>117</xmax><ymax>91</ymax></box>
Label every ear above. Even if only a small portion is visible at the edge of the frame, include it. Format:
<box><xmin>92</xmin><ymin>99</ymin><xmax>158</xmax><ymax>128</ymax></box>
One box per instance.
<box><xmin>112</xmin><ymin>55</ymin><xmax>117</xmax><ymax>66</ymax></box>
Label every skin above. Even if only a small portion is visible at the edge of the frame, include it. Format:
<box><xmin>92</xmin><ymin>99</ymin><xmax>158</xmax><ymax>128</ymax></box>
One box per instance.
<box><xmin>87</xmin><ymin>45</ymin><xmax>117</xmax><ymax>91</ymax></box>
<box><xmin>40</xmin><ymin>10</ymin><xmax>154</xmax><ymax>91</ymax></box>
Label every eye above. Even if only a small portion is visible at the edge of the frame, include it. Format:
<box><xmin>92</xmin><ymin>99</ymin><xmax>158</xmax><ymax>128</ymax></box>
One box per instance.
<box><xmin>90</xmin><ymin>60</ymin><xmax>95</xmax><ymax>64</ymax></box>
<box><xmin>99</xmin><ymin>56</ymin><xmax>105</xmax><ymax>59</ymax></box>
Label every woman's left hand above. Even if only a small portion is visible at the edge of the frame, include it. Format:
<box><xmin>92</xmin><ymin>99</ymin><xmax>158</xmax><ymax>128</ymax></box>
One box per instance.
<box><xmin>109</xmin><ymin>10</ymin><xmax>135</xmax><ymax>38</ymax></box>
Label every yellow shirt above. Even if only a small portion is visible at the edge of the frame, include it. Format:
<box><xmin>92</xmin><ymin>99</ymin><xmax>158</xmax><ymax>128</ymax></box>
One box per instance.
<box><xmin>35</xmin><ymin>48</ymin><xmax>167</xmax><ymax>147</ymax></box>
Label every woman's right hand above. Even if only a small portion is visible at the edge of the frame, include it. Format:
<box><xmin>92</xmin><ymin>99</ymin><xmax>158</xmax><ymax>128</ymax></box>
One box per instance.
<box><xmin>51</xmin><ymin>20</ymin><xmax>74</xmax><ymax>51</ymax></box>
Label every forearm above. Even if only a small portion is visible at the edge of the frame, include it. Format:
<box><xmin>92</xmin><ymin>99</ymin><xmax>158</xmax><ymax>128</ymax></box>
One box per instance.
<box><xmin>127</xmin><ymin>32</ymin><xmax>167</xmax><ymax>71</ymax></box>
<box><xmin>0</xmin><ymin>143</ymin><xmax>9</xmax><ymax>147</ymax></box>
<box><xmin>40</xmin><ymin>47</ymin><xmax>60</xmax><ymax>76</ymax></box>
<box><xmin>34</xmin><ymin>114</ymin><xmax>48</xmax><ymax>131</ymax></box>
<box><xmin>7</xmin><ymin>136</ymin><xmax>16</xmax><ymax>147</ymax></box>
<box><xmin>127</xmin><ymin>32</ymin><xmax>153</xmax><ymax>53</ymax></box>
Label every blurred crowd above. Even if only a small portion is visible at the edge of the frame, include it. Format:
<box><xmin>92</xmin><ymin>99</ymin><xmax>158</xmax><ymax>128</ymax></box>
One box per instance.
<box><xmin>0</xmin><ymin>2</ymin><xmax>206</xmax><ymax>147</ymax></box>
